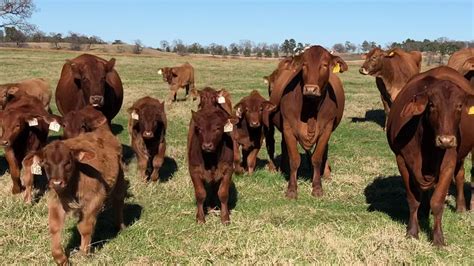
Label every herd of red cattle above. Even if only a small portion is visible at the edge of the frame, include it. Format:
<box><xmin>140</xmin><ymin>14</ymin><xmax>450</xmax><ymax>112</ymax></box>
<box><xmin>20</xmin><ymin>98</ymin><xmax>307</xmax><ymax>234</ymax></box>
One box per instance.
<box><xmin>0</xmin><ymin>46</ymin><xmax>473</xmax><ymax>264</ymax></box>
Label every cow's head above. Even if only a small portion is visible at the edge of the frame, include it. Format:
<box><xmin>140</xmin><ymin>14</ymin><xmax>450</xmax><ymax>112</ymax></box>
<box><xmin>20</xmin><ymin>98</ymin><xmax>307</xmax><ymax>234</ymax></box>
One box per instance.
<box><xmin>61</xmin><ymin>106</ymin><xmax>108</xmax><ymax>139</ymax></box>
<box><xmin>128</xmin><ymin>99</ymin><xmax>166</xmax><ymax>139</ymax></box>
<box><xmin>33</xmin><ymin>141</ymin><xmax>95</xmax><ymax>191</ymax></box>
<box><xmin>191</xmin><ymin>108</ymin><xmax>238</xmax><ymax>153</ymax></box>
<box><xmin>234</xmin><ymin>91</ymin><xmax>276</xmax><ymax>128</ymax></box>
<box><xmin>359</xmin><ymin>48</ymin><xmax>395</xmax><ymax>76</ymax></box>
<box><xmin>300</xmin><ymin>46</ymin><xmax>348</xmax><ymax>97</ymax></box>
<box><xmin>198</xmin><ymin>87</ymin><xmax>233</xmax><ymax>115</ymax></box>
<box><xmin>0</xmin><ymin>109</ymin><xmax>44</xmax><ymax>147</ymax></box>
<box><xmin>400</xmin><ymin>79</ymin><xmax>468</xmax><ymax>149</ymax></box>
<box><xmin>67</xmin><ymin>57</ymin><xmax>116</xmax><ymax>108</ymax></box>
<box><xmin>158</xmin><ymin>67</ymin><xmax>174</xmax><ymax>84</ymax></box>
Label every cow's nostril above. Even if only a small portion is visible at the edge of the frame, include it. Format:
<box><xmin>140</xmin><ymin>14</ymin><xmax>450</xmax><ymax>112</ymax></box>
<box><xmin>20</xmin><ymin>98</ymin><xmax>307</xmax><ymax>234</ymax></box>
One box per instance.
<box><xmin>436</xmin><ymin>135</ymin><xmax>457</xmax><ymax>148</ymax></box>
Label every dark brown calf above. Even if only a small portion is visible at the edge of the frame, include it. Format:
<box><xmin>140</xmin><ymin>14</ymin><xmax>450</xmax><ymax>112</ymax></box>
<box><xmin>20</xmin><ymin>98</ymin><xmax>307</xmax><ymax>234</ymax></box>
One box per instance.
<box><xmin>128</xmin><ymin>97</ymin><xmax>167</xmax><ymax>182</ymax></box>
<box><xmin>0</xmin><ymin>96</ymin><xmax>50</xmax><ymax>197</ymax></box>
<box><xmin>187</xmin><ymin>106</ymin><xmax>237</xmax><ymax>224</ymax></box>
<box><xmin>158</xmin><ymin>62</ymin><xmax>197</xmax><ymax>102</ymax></box>
<box><xmin>387</xmin><ymin>66</ymin><xmax>474</xmax><ymax>246</ymax></box>
<box><xmin>233</xmin><ymin>90</ymin><xmax>276</xmax><ymax>174</ymax></box>
<box><xmin>33</xmin><ymin>131</ymin><xmax>125</xmax><ymax>265</ymax></box>
<box><xmin>59</xmin><ymin>106</ymin><xmax>109</xmax><ymax>139</ymax></box>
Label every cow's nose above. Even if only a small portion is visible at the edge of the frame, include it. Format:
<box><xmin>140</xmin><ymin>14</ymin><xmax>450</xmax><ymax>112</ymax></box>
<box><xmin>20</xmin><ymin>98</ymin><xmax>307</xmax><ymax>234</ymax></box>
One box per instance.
<box><xmin>142</xmin><ymin>131</ymin><xmax>154</xmax><ymax>138</ymax></box>
<box><xmin>1</xmin><ymin>140</ymin><xmax>9</xmax><ymax>146</ymax></box>
<box><xmin>303</xmin><ymin>85</ymin><xmax>321</xmax><ymax>96</ymax></box>
<box><xmin>201</xmin><ymin>143</ymin><xmax>214</xmax><ymax>152</ymax></box>
<box><xmin>436</xmin><ymin>135</ymin><xmax>457</xmax><ymax>148</ymax></box>
<box><xmin>250</xmin><ymin>121</ymin><xmax>260</xmax><ymax>128</ymax></box>
<box><xmin>89</xmin><ymin>96</ymin><xmax>104</xmax><ymax>107</ymax></box>
<box><xmin>359</xmin><ymin>67</ymin><xmax>369</xmax><ymax>75</ymax></box>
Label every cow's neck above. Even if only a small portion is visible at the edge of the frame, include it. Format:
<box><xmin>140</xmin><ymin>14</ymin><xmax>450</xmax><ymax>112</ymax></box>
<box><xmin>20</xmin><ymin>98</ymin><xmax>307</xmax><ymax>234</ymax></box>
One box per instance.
<box><xmin>298</xmin><ymin>82</ymin><xmax>326</xmax><ymax>137</ymax></box>
<box><xmin>201</xmin><ymin>138</ymin><xmax>226</xmax><ymax>170</ymax></box>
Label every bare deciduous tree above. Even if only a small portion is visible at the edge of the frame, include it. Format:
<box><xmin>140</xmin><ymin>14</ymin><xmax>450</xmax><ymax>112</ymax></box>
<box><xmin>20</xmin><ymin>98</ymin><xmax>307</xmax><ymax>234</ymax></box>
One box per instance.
<box><xmin>0</xmin><ymin>0</ymin><xmax>36</xmax><ymax>31</ymax></box>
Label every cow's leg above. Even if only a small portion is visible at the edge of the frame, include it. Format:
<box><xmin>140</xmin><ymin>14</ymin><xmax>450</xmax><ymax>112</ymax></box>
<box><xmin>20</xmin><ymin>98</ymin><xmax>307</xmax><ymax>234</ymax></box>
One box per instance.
<box><xmin>381</xmin><ymin>96</ymin><xmax>390</xmax><ymax>130</ymax></box>
<box><xmin>21</xmin><ymin>156</ymin><xmax>34</xmax><ymax>203</ymax></box>
<box><xmin>167</xmin><ymin>85</ymin><xmax>178</xmax><ymax>102</ymax></box>
<box><xmin>136</xmin><ymin>152</ymin><xmax>149</xmax><ymax>182</ymax></box>
<box><xmin>49</xmin><ymin>201</ymin><xmax>67</xmax><ymax>265</ymax></box>
<box><xmin>283</xmin><ymin>127</ymin><xmax>300</xmax><ymax>199</ymax></box>
<box><xmin>471</xmin><ymin>150</ymin><xmax>474</xmax><ymax>211</ymax></box>
<box><xmin>322</xmin><ymin>146</ymin><xmax>331</xmax><ymax>179</ymax></box>
<box><xmin>112</xmin><ymin>172</ymin><xmax>126</xmax><ymax>231</ymax></box>
<box><xmin>77</xmin><ymin>196</ymin><xmax>103</xmax><ymax>255</ymax></box>
<box><xmin>454</xmin><ymin>163</ymin><xmax>466</xmax><ymax>212</ymax></box>
<box><xmin>185</xmin><ymin>84</ymin><xmax>190</xmax><ymax>99</ymax></box>
<box><xmin>310</xmin><ymin>128</ymin><xmax>331</xmax><ymax>197</ymax></box>
<box><xmin>190</xmin><ymin>82</ymin><xmax>198</xmax><ymax>101</ymax></box>
<box><xmin>150</xmin><ymin>141</ymin><xmax>166</xmax><ymax>182</ymax></box>
<box><xmin>397</xmin><ymin>155</ymin><xmax>421</xmax><ymax>239</ymax></box>
<box><xmin>233</xmin><ymin>139</ymin><xmax>244</xmax><ymax>174</ymax></box>
<box><xmin>191</xmin><ymin>173</ymin><xmax>206</xmax><ymax>223</ymax></box>
<box><xmin>247</xmin><ymin>147</ymin><xmax>260</xmax><ymax>175</ymax></box>
<box><xmin>5</xmin><ymin>148</ymin><xmax>22</xmax><ymax>194</ymax></box>
<box><xmin>264</xmin><ymin>125</ymin><xmax>277</xmax><ymax>172</ymax></box>
<box><xmin>218</xmin><ymin>170</ymin><xmax>232</xmax><ymax>224</ymax></box>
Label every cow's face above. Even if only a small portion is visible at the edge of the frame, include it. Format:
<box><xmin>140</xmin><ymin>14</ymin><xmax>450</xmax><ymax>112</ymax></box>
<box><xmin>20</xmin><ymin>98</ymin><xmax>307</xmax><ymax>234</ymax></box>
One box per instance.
<box><xmin>192</xmin><ymin>108</ymin><xmax>237</xmax><ymax>153</ymax></box>
<box><xmin>129</xmin><ymin>101</ymin><xmax>165</xmax><ymax>139</ymax></box>
<box><xmin>0</xmin><ymin>110</ymin><xmax>35</xmax><ymax>147</ymax></box>
<box><xmin>401</xmin><ymin>80</ymin><xmax>467</xmax><ymax>149</ymax></box>
<box><xmin>359</xmin><ymin>48</ymin><xmax>386</xmax><ymax>75</ymax></box>
<box><xmin>62</xmin><ymin>106</ymin><xmax>108</xmax><ymax>139</ymax></box>
<box><xmin>159</xmin><ymin>67</ymin><xmax>174</xmax><ymax>83</ymax></box>
<box><xmin>235</xmin><ymin>92</ymin><xmax>276</xmax><ymax>128</ymax></box>
<box><xmin>34</xmin><ymin>141</ymin><xmax>95</xmax><ymax>191</ymax></box>
<box><xmin>301</xmin><ymin>46</ymin><xmax>347</xmax><ymax>97</ymax></box>
<box><xmin>68</xmin><ymin>58</ymin><xmax>115</xmax><ymax>108</ymax></box>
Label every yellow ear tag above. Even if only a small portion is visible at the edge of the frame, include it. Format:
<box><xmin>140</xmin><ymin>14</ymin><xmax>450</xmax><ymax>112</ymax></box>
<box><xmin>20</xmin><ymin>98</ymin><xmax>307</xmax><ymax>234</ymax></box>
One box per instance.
<box><xmin>332</xmin><ymin>63</ymin><xmax>340</xmax><ymax>73</ymax></box>
<box><xmin>388</xmin><ymin>51</ymin><xmax>395</xmax><ymax>57</ymax></box>
<box><xmin>468</xmin><ymin>106</ymin><xmax>474</xmax><ymax>115</ymax></box>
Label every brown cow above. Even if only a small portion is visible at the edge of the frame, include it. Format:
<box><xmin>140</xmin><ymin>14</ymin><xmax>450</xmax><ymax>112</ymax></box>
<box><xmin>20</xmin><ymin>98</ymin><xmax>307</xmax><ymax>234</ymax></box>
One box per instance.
<box><xmin>158</xmin><ymin>62</ymin><xmax>197</xmax><ymax>102</ymax></box>
<box><xmin>448</xmin><ymin>47</ymin><xmax>474</xmax><ymax>87</ymax></box>
<box><xmin>0</xmin><ymin>78</ymin><xmax>51</xmax><ymax>111</ymax></box>
<box><xmin>128</xmin><ymin>97</ymin><xmax>167</xmax><ymax>182</ymax></box>
<box><xmin>197</xmin><ymin>87</ymin><xmax>233</xmax><ymax>115</ymax></box>
<box><xmin>59</xmin><ymin>106</ymin><xmax>110</xmax><ymax>139</ymax></box>
<box><xmin>233</xmin><ymin>90</ymin><xmax>276</xmax><ymax>174</ymax></box>
<box><xmin>386</xmin><ymin>66</ymin><xmax>474</xmax><ymax>246</ymax></box>
<box><xmin>0</xmin><ymin>95</ymin><xmax>50</xmax><ymax>196</ymax></box>
<box><xmin>55</xmin><ymin>54</ymin><xmax>123</xmax><ymax>121</ymax></box>
<box><xmin>266</xmin><ymin>45</ymin><xmax>346</xmax><ymax>199</ymax></box>
<box><xmin>263</xmin><ymin>57</ymin><xmax>293</xmax><ymax>96</ymax></box>
<box><xmin>187</xmin><ymin>105</ymin><xmax>238</xmax><ymax>224</ymax></box>
<box><xmin>359</xmin><ymin>48</ymin><xmax>422</xmax><ymax>128</ymax></box>
<box><xmin>32</xmin><ymin>131</ymin><xmax>125</xmax><ymax>265</ymax></box>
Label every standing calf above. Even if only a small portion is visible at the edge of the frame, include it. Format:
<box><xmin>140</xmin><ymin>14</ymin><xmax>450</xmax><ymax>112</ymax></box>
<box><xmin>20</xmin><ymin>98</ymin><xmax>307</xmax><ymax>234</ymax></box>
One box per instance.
<box><xmin>187</xmin><ymin>106</ymin><xmax>237</xmax><ymax>224</ymax></box>
<box><xmin>128</xmin><ymin>97</ymin><xmax>167</xmax><ymax>182</ymax></box>
<box><xmin>33</xmin><ymin>131</ymin><xmax>125</xmax><ymax>265</ymax></box>
<box><xmin>233</xmin><ymin>90</ymin><xmax>276</xmax><ymax>174</ymax></box>
<box><xmin>158</xmin><ymin>62</ymin><xmax>197</xmax><ymax>102</ymax></box>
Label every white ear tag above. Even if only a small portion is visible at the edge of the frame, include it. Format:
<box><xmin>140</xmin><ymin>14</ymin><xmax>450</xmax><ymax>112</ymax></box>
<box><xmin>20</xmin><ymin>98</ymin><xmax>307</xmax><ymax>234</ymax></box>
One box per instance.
<box><xmin>31</xmin><ymin>157</ymin><xmax>42</xmax><ymax>175</ymax></box>
<box><xmin>236</xmin><ymin>107</ymin><xmax>242</xmax><ymax>118</ymax></box>
<box><xmin>157</xmin><ymin>69</ymin><xmax>163</xmax><ymax>75</ymax></box>
<box><xmin>131</xmin><ymin>111</ymin><xmax>139</xmax><ymax>120</ymax></box>
<box><xmin>224</xmin><ymin>120</ymin><xmax>233</xmax><ymax>132</ymax></box>
<box><xmin>217</xmin><ymin>96</ymin><xmax>226</xmax><ymax>104</ymax></box>
<box><xmin>27</xmin><ymin>118</ymin><xmax>38</xmax><ymax>127</ymax></box>
<box><xmin>49</xmin><ymin>120</ymin><xmax>61</xmax><ymax>132</ymax></box>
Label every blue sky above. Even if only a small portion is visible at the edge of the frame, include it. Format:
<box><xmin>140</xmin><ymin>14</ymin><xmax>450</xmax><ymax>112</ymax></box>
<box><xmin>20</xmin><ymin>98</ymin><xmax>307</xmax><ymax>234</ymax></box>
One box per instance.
<box><xmin>31</xmin><ymin>0</ymin><xmax>473</xmax><ymax>47</ymax></box>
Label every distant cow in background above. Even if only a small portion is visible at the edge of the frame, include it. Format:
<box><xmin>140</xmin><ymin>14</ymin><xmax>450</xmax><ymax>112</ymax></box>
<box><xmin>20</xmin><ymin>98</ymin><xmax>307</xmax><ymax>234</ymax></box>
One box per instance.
<box><xmin>128</xmin><ymin>97</ymin><xmax>167</xmax><ymax>182</ymax></box>
<box><xmin>233</xmin><ymin>90</ymin><xmax>276</xmax><ymax>174</ymax></box>
<box><xmin>386</xmin><ymin>66</ymin><xmax>474</xmax><ymax>246</ymax></box>
<box><xmin>0</xmin><ymin>78</ymin><xmax>51</xmax><ymax>111</ymax></box>
<box><xmin>448</xmin><ymin>47</ymin><xmax>474</xmax><ymax>87</ymax></box>
<box><xmin>263</xmin><ymin>57</ymin><xmax>293</xmax><ymax>96</ymax></box>
<box><xmin>359</xmin><ymin>48</ymin><xmax>422</xmax><ymax>129</ymax></box>
<box><xmin>55</xmin><ymin>54</ymin><xmax>123</xmax><ymax>121</ymax></box>
<box><xmin>158</xmin><ymin>62</ymin><xmax>197</xmax><ymax>102</ymax></box>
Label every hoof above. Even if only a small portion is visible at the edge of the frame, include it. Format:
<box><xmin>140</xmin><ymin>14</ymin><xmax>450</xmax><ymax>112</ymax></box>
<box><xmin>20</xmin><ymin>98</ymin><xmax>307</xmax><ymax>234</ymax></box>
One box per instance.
<box><xmin>286</xmin><ymin>190</ymin><xmax>297</xmax><ymax>199</ymax></box>
<box><xmin>311</xmin><ymin>189</ymin><xmax>323</xmax><ymax>197</ymax></box>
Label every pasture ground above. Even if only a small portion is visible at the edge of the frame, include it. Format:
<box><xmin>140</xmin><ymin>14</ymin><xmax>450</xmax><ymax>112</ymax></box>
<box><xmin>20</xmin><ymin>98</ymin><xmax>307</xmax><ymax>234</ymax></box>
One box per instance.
<box><xmin>0</xmin><ymin>48</ymin><xmax>472</xmax><ymax>264</ymax></box>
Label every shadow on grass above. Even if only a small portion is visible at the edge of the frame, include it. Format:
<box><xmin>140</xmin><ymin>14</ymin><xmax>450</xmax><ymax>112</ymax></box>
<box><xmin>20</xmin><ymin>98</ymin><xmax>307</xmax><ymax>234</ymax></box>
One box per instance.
<box><xmin>158</xmin><ymin>157</ymin><xmax>178</xmax><ymax>182</ymax></box>
<box><xmin>121</xmin><ymin>144</ymin><xmax>135</xmax><ymax>166</ymax></box>
<box><xmin>350</xmin><ymin>109</ymin><xmax>385</xmax><ymax>128</ymax></box>
<box><xmin>111</xmin><ymin>123</ymin><xmax>124</xmax><ymax>135</ymax></box>
<box><xmin>364</xmin><ymin>176</ymin><xmax>432</xmax><ymax>238</ymax></box>
<box><xmin>65</xmin><ymin>180</ymin><xmax>142</xmax><ymax>255</ymax></box>
<box><xmin>203</xmin><ymin>181</ymin><xmax>238</xmax><ymax>213</ymax></box>
<box><xmin>0</xmin><ymin>156</ymin><xmax>8</xmax><ymax>176</ymax></box>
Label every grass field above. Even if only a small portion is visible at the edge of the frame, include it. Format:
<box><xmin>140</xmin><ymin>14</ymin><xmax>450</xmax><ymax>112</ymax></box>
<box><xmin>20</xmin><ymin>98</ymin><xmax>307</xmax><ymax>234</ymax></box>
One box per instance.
<box><xmin>0</xmin><ymin>48</ymin><xmax>472</xmax><ymax>264</ymax></box>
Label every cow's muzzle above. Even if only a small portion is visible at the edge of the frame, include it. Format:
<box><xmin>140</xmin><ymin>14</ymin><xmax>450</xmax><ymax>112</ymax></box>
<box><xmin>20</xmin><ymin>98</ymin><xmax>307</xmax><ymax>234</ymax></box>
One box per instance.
<box><xmin>89</xmin><ymin>96</ymin><xmax>104</xmax><ymax>107</ymax></box>
<box><xmin>436</xmin><ymin>135</ymin><xmax>457</xmax><ymax>148</ymax></box>
<box><xmin>201</xmin><ymin>142</ymin><xmax>215</xmax><ymax>152</ymax></box>
<box><xmin>359</xmin><ymin>68</ymin><xmax>369</xmax><ymax>75</ymax></box>
<box><xmin>142</xmin><ymin>131</ymin><xmax>154</xmax><ymax>139</ymax></box>
<box><xmin>303</xmin><ymin>85</ymin><xmax>321</xmax><ymax>96</ymax></box>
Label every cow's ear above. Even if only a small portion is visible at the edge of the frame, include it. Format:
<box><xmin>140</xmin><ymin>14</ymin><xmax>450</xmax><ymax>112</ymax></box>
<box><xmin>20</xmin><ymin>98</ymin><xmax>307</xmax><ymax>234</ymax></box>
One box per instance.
<box><xmin>171</xmin><ymin>68</ymin><xmax>178</xmax><ymax>76</ymax></box>
<box><xmin>384</xmin><ymin>49</ymin><xmax>397</xmax><ymax>58</ymax></box>
<box><xmin>401</xmin><ymin>94</ymin><xmax>428</xmax><ymax>117</ymax></box>
<box><xmin>263</xmin><ymin>76</ymin><xmax>269</xmax><ymax>84</ymax></box>
<box><xmin>74</xmin><ymin>149</ymin><xmax>96</xmax><ymax>163</ymax></box>
<box><xmin>106</xmin><ymin>58</ymin><xmax>116</xmax><ymax>72</ymax></box>
<box><xmin>6</xmin><ymin>86</ymin><xmax>19</xmax><ymax>96</ymax></box>
<box><xmin>191</xmin><ymin>110</ymin><xmax>199</xmax><ymax>122</ymax></box>
<box><xmin>228</xmin><ymin>115</ymin><xmax>239</xmax><ymax>125</ymax></box>
<box><xmin>234</xmin><ymin>102</ymin><xmax>245</xmax><ymax>119</ymax></box>
<box><xmin>157</xmin><ymin>68</ymin><xmax>163</xmax><ymax>75</ymax></box>
<box><xmin>331</xmin><ymin>56</ymin><xmax>348</xmax><ymax>73</ymax></box>
<box><xmin>66</xmin><ymin>60</ymin><xmax>81</xmax><ymax>79</ymax></box>
<box><xmin>88</xmin><ymin>115</ymin><xmax>107</xmax><ymax>129</ymax></box>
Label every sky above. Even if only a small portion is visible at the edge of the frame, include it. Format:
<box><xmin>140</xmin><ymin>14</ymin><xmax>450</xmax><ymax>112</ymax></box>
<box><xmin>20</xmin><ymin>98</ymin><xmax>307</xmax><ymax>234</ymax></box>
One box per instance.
<box><xmin>30</xmin><ymin>0</ymin><xmax>473</xmax><ymax>47</ymax></box>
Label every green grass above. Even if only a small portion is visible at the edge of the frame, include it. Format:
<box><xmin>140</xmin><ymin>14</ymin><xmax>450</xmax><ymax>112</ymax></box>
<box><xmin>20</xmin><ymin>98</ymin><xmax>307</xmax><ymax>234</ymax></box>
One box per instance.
<box><xmin>0</xmin><ymin>48</ymin><xmax>472</xmax><ymax>264</ymax></box>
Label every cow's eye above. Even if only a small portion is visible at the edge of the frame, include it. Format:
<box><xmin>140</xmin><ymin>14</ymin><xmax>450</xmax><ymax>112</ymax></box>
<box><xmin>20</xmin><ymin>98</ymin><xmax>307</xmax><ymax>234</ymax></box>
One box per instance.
<box><xmin>64</xmin><ymin>160</ymin><xmax>72</xmax><ymax>170</ymax></box>
<box><xmin>456</xmin><ymin>103</ymin><xmax>462</xmax><ymax>110</ymax></box>
<box><xmin>428</xmin><ymin>102</ymin><xmax>436</xmax><ymax>110</ymax></box>
<box><xmin>15</xmin><ymin>124</ymin><xmax>20</xmax><ymax>128</ymax></box>
<box><xmin>321</xmin><ymin>64</ymin><xmax>328</xmax><ymax>69</ymax></box>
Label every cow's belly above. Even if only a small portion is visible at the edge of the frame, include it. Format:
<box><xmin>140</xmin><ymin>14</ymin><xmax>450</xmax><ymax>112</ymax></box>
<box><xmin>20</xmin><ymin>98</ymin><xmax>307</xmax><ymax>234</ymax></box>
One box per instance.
<box><xmin>295</xmin><ymin>122</ymin><xmax>318</xmax><ymax>151</ymax></box>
